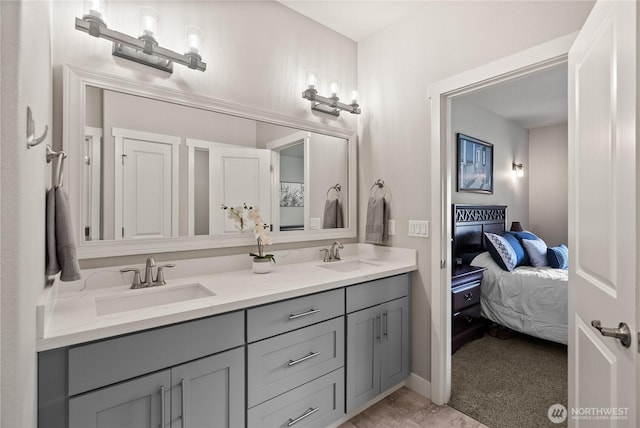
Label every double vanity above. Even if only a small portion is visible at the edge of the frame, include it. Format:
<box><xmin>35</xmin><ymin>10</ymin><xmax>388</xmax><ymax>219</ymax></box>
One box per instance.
<box><xmin>37</xmin><ymin>244</ymin><xmax>416</xmax><ymax>428</ymax></box>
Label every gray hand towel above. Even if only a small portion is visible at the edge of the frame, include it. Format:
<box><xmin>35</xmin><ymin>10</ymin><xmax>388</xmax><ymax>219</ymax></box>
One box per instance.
<box><xmin>365</xmin><ymin>196</ymin><xmax>388</xmax><ymax>244</ymax></box>
<box><xmin>54</xmin><ymin>186</ymin><xmax>81</xmax><ymax>281</ymax></box>
<box><xmin>322</xmin><ymin>198</ymin><xmax>344</xmax><ymax>229</ymax></box>
<box><xmin>45</xmin><ymin>187</ymin><xmax>60</xmax><ymax>275</ymax></box>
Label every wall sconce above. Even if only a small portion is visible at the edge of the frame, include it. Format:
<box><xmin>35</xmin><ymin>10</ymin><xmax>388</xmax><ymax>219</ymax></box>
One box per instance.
<box><xmin>302</xmin><ymin>72</ymin><xmax>361</xmax><ymax>116</ymax></box>
<box><xmin>75</xmin><ymin>1</ymin><xmax>206</xmax><ymax>73</ymax></box>
<box><xmin>512</xmin><ymin>163</ymin><xmax>524</xmax><ymax>178</ymax></box>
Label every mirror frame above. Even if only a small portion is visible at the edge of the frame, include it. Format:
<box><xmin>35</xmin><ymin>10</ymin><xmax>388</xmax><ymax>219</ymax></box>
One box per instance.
<box><xmin>63</xmin><ymin>64</ymin><xmax>357</xmax><ymax>259</ymax></box>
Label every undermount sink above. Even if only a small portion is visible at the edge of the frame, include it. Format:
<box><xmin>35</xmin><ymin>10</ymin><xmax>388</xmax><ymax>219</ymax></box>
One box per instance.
<box><xmin>318</xmin><ymin>259</ymin><xmax>380</xmax><ymax>273</ymax></box>
<box><xmin>95</xmin><ymin>283</ymin><xmax>215</xmax><ymax>316</ymax></box>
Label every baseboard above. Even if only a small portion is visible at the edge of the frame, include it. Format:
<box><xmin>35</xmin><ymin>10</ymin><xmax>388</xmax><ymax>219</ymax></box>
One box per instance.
<box><xmin>327</xmin><ymin>383</ymin><xmax>404</xmax><ymax>428</ymax></box>
<box><xmin>404</xmin><ymin>372</ymin><xmax>432</xmax><ymax>400</ymax></box>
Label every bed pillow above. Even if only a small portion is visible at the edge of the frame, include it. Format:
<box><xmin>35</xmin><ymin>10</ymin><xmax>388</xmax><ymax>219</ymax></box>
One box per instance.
<box><xmin>504</xmin><ymin>231</ymin><xmax>539</xmax><ymax>265</ymax></box>
<box><xmin>501</xmin><ymin>233</ymin><xmax>528</xmax><ymax>267</ymax></box>
<box><xmin>484</xmin><ymin>232</ymin><xmax>517</xmax><ymax>271</ymax></box>
<box><xmin>547</xmin><ymin>244</ymin><xmax>569</xmax><ymax>269</ymax></box>
<box><xmin>522</xmin><ymin>238</ymin><xmax>549</xmax><ymax>267</ymax></box>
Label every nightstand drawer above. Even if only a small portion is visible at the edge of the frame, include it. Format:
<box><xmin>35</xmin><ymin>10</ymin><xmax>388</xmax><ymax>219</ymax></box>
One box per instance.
<box><xmin>452</xmin><ymin>282</ymin><xmax>481</xmax><ymax>312</ymax></box>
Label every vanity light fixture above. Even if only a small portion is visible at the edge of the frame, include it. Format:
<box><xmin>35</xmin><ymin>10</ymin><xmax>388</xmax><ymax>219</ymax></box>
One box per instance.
<box><xmin>75</xmin><ymin>2</ymin><xmax>206</xmax><ymax>73</ymax></box>
<box><xmin>302</xmin><ymin>73</ymin><xmax>361</xmax><ymax>116</ymax></box>
<box><xmin>512</xmin><ymin>162</ymin><xmax>524</xmax><ymax>178</ymax></box>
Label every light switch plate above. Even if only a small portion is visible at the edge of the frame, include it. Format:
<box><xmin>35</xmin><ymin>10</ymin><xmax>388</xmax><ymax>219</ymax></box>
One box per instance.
<box><xmin>408</xmin><ymin>220</ymin><xmax>429</xmax><ymax>238</ymax></box>
<box><xmin>388</xmin><ymin>219</ymin><xmax>396</xmax><ymax>235</ymax></box>
<box><xmin>310</xmin><ymin>217</ymin><xmax>321</xmax><ymax>230</ymax></box>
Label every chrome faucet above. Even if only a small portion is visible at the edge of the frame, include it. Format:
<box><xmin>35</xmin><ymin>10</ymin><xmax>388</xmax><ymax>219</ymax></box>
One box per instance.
<box><xmin>330</xmin><ymin>241</ymin><xmax>343</xmax><ymax>261</ymax></box>
<box><xmin>120</xmin><ymin>256</ymin><xmax>175</xmax><ymax>289</ymax></box>
<box><xmin>143</xmin><ymin>256</ymin><xmax>156</xmax><ymax>286</ymax></box>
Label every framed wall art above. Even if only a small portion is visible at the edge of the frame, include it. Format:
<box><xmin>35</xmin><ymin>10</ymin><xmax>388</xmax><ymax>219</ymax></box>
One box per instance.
<box><xmin>457</xmin><ymin>133</ymin><xmax>493</xmax><ymax>194</ymax></box>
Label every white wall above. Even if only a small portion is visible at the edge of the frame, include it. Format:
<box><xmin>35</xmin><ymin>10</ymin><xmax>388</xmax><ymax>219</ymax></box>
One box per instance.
<box><xmin>451</xmin><ymin>100</ymin><xmax>529</xmax><ymax>227</ymax></box>
<box><xmin>1</xmin><ymin>1</ymin><xmax>52</xmax><ymax>426</ymax></box>
<box><xmin>529</xmin><ymin>123</ymin><xmax>568</xmax><ymax>246</ymax></box>
<box><xmin>357</xmin><ymin>0</ymin><xmax>593</xmax><ymax>385</ymax></box>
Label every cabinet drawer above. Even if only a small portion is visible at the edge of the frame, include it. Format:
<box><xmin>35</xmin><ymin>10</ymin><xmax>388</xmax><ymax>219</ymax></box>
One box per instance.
<box><xmin>248</xmin><ymin>317</ymin><xmax>344</xmax><ymax>407</ymax></box>
<box><xmin>68</xmin><ymin>311</ymin><xmax>244</xmax><ymax>396</ymax></box>
<box><xmin>247</xmin><ymin>368</ymin><xmax>344</xmax><ymax>428</ymax></box>
<box><xmin>346</xmin><ymin>274</ymin><xmax>409</xmax><ymax>313</ymax></box>
<box><xmin>451</xmin><ymin>283</ymin><xmax>480</xmax><ymax>313</ymax></box>
<box><xmin>247</xmin><ymin>289</ymin><xmax>344</xmax><ymax>342</ymax></box>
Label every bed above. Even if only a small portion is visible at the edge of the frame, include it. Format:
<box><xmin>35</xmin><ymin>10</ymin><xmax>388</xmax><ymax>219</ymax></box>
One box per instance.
<box><xmin>453</xmin><ymin>204</ymin><xmax>568</xmax><ymax>345</ymax></box>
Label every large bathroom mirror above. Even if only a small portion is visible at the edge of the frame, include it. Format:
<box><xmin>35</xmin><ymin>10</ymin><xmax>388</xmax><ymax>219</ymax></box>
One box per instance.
<box><xmin>64</xmin><ymin>64</ymin><xmax>356</xmax><ymax>258</ymax></box>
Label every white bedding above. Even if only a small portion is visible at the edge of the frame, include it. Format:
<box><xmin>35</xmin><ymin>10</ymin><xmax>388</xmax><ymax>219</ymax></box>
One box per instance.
<box><xmin>471</xmin><ymin>252</ymin><xmax>568</xmax><ymax>345</ymax></box>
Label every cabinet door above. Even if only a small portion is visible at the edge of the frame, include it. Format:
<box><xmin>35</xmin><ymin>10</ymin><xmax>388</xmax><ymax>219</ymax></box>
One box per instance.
<box><xmin>380</xmin><ymin>297</ymin><xmax>410</xmax><ymax>391</ymax></box>
<box><xmin>170</xmin><ymin>347</ymin><xmax>245</xmax><ymax>428</ymax></box>
<box><xmin>346</xmin><ymin>305</ymin><xmax>381</xmax><ymax>412</ymax></box>
<box><xmin>69</xmin><ymin>370</ymin><xmax>171</xmax><ymax>428</ymax></box>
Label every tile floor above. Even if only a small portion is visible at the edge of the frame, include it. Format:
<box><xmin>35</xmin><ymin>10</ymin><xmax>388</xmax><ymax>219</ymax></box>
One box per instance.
<box><xmin>339</xmin><ymin>387</ymin><xmax>488</xmax><ymax>428</ymax></box>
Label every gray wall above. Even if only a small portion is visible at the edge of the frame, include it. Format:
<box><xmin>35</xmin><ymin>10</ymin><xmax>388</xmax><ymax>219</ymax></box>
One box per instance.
<box><xmin>1</xmin><ymin>1</ymin><xmax>52</xmax><ymax>426</ymax></box>
<box><xmin>529</xmin><ymin>123</ymin><xmax>568</xmax><ymax>246</ymax></box>
<box><xmin>451</xmin><ymin>100</ymin><xmax>530</xmax><ymax>228</ymax></box>
<box><xmin>357</xmin><ymin>0</ymin><xmax>593</xmax><ymax>384</ymax></box>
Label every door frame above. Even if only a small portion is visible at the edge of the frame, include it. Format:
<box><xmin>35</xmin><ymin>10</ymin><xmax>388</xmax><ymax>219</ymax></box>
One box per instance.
<box><xmin>427</xmin><ymin>33</ymin><xmax>577</xmax><ymax>405</ymax></box>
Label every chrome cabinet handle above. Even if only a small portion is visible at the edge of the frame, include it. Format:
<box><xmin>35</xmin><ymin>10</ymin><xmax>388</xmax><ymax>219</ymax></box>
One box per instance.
<box><xmin>289</xmin><ymin>308</ymin><xmax>320</xmax><ymax>320</ymax></box>
<box><xmin>288</xmin><ymin>351</ymin><xmax>320</xmax><ymax>367</ymax></box>
<box><xmin>160</xmin><ymin>385</ymin><xmax>166</xmax><ymax>428</ymax></box>
<box><xmin>287</xmin><ymin>407</ymin><xmax>320</xmax><ymax>426</ymax></box>
<box><xmin>591</xmin><ymin>320</ymin><xmax>631</xmax><ymax>348</ymax></box>
<box><xmin>376</xmin><ymin>314</ymin><xmax>381</xmax><ymax>343</ymax></box>
<box><xmin>181</xmin><ymin>379</ymin><xmax>187</xmax><ymax>427</ymax></box>
<box><xmin>383</xmin><ymin>310</ymin><xmax>388</xmax><ymax>340</ymax></box>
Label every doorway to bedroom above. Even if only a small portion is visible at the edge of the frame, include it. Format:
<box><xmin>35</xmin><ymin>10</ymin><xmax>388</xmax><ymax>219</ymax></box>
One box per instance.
<box><xmin>446</xmin><ymin>63</ymin><xmax>569</xmax><ymax>427</ymax></box>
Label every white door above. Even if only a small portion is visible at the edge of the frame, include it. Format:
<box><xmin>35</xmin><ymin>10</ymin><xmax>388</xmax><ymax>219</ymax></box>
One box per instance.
<box><xmin>122</xmin><ymin>139</ymin><xmax>174</xmax><ymax>240</ymax></box>
<box><xmin>211</xmin><ymin>147</ymin><xmax>271</xmax><ymax>234</ymax></box>
<box><xmin>568</xmin><ymin>1</ymin><xmax>637</xmax><ymax>426</ymax></box>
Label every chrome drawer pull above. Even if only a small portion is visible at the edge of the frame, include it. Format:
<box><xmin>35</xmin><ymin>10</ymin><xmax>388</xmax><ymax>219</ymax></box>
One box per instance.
<box><xmin>160</xmin><ymin>385</ymin><xmax>166</xmax><ymax>428</ymax></box>
<box><xmin>289</xmin><ymin>308</ymin><xmax>320</xmax><ymax>320</ymax></box>
<box><xmin>287</xmin><ymin>351</ymin><xmax>320</xmax><ymax>367</ymax></box>
<box><xmin>287</xmin><ymin>407</ymin><xmax>320</xmax><ymax>426</ymax></box>
<box><xmin>181</xmin><ymin>379</ymin><xmax>187</xmax><ymax>427</ymax></box>
<box><xmin>383</xmin><ymin>310</ymin><xmax>388</xmax><ymax>339</ymax></box>
<box><xmin>463</xmin><ymin>292</ymin><xmax>473</xmax><ymax>301</ymax></box>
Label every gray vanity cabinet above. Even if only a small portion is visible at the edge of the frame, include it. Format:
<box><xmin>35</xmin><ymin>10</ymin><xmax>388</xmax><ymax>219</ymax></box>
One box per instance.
<box><xmin>69</xmin><ymin>370</ymin><xmax>170</xmax><ymax>428</ymax></box>
<box><xmin>346</xmin><ymin>274</ymin><xmax>410</xmax><ymax>412</ymax></box>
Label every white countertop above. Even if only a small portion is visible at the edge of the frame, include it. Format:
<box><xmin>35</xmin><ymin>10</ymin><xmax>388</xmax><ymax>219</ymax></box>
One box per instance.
<box><xmin>37</xmin><ymin>244</ymin><xmax>417</xmax><ymax>351</ymax></box>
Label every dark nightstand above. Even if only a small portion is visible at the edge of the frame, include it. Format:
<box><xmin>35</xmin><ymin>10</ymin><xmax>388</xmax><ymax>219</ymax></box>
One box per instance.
<box><xmin>452</xmin><ymin>265</ymin><xmax>487</xmax><ymax>354</ymax></box>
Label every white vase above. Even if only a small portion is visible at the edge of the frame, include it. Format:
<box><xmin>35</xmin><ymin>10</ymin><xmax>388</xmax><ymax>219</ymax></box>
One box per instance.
<box><xmin>252</xmin><ymin>257</ymin><xmax>271</xmax><ymax>274</ymax></box>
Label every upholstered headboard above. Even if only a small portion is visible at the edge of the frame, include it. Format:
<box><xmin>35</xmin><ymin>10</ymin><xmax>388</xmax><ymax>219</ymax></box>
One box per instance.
<box><xmin>452</xmin><ymin>204</ymin><xmax>507</xmax><ymax>262</ymax></box>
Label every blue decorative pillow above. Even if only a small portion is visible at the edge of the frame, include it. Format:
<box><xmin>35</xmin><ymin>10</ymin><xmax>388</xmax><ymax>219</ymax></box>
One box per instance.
<box><xmin>501</xmin><ymin>233</ymin><xmax>528</xmax><ymax>267</ymax></box>
<box><xmin>547</xmin><ymin>244</ymin><xmax>569</xmax><ymax>269</ymax></box>
<box><xmin>504</xmin><ymin>231</ymin><xmax>539</xmax><ymax>266</ymax></box>
<box><xmin>522</xmin><ymin>238</ymin><xmax>549</xmax><ymax>267</ymax></box>
<box><xmin>484</xmin><ymin>233</ymin><xmax>517</xmax><ymax>271</ymax></box>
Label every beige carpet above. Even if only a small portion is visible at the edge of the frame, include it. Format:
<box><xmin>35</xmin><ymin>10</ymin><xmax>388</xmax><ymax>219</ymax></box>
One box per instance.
<box><xmin>449</xmin><ymin>330</ymin><xmax>567</xmax><ymax>428</ymax></box>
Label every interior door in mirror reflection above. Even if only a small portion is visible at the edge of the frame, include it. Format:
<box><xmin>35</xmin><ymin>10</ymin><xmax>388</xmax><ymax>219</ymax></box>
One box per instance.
<box><xmin>211</xmin><ymin>146</ymin><xmax>271</xmax><ymax>234</ymax></box>
<box><xmin>83</xmin><ymin>127</ymin><xmax>102</xmax><ymax>241</ymax></box>
<box><xmin>113</xmin><ymin>128</ymin><xmax>180</xmax><ymax>240</ymax></box>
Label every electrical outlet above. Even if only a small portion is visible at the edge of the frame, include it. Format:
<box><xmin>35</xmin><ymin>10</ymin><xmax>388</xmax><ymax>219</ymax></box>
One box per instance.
<box><xmin>310</xmin><ymin>218</ymin><xmax>321</xmax><ymax>230</ymax></box>
<box><xmin>388</xmin><ymin>219</ymin><xmax>396</xmax><ymax>235</ymax></box>
<box><xmin>408</xmin><ymin>220</ymin><xmax>429</xmax><ymax>238</ymax></box>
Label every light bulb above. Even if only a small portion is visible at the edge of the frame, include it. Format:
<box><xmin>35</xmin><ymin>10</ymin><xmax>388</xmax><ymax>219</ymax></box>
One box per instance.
<box><xmin>306</xmin><ymin>71</ymin><xmax>317</xmax><ymax>89</ymax></box>
<box><xmin>185</xmin><ymin>25</ymin><xmax>204</xmax><ymax>54</ymax></box>
<box><xmin>330</xmin><ymin>80</ymin><xmax>339</xmax><ymax>97</ymax></box>
<box><xmin>84</xmin><ymin>0</ymin><xmax>105</xmax><ymax>20</ymax></box>
<box><xmin>350</xmin><ymin>89</ymin><xmax>358</xmax><ymax>104</ymax></box>
<box><xmin>140</xmin><ymin>6</ymin><xmax>159</xmax><ymax>38</ymax></box>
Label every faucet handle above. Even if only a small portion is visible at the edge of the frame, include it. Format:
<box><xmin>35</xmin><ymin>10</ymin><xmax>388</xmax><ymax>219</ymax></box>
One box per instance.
<box><xmin>154</xmin><ymin>264</ymin><xmax>175</xmax><ymax>285</ymax></box>
<box><xmin>120</xmin><ymin>268</ymin><xmax>143</xmax><ymax>289</ymax></box>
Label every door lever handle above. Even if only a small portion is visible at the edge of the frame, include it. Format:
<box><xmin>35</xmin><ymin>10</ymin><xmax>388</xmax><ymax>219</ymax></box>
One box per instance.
<box><xmin>591</xmin><ymin>320</ymin><xmax>631</xmax><ymax>348</ymax></box>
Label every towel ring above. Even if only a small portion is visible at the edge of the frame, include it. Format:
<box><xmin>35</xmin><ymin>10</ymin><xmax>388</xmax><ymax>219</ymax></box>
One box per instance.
<box><xmin>326</xmin><ymin>183</ymin><xmax>341</xmax><ymax>199</ymax></box>
<box><xmin>369</xmin><ymin>179</ymin><xmax>392</xmax><ymax>201</ymax></box>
